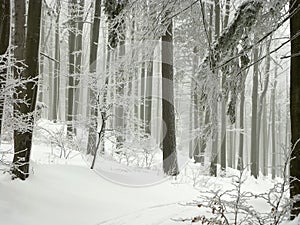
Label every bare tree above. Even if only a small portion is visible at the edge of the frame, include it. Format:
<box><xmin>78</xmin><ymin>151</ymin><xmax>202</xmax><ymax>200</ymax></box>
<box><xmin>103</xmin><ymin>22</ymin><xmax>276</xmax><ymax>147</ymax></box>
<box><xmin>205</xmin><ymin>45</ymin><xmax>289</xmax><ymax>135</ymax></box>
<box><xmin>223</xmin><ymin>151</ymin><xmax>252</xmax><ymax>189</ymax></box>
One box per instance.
<box><xmin>0</xmin><ymin>0</ymin><xmax>10</xmax><ymax>138</ymax></box>
<box><xmin>162</xmin><ymin>16</ymin><xmax>179</xmax><ymax>176</ymax></box>
<box><xmin>290</xmin><ymin>0</ymin><xmax>300</xmax><ymax>218</ymax></box>
<box><xmin>13</xmin><ymin>0</ymin><xmax>42</xmax><ymax>180</ymax></box>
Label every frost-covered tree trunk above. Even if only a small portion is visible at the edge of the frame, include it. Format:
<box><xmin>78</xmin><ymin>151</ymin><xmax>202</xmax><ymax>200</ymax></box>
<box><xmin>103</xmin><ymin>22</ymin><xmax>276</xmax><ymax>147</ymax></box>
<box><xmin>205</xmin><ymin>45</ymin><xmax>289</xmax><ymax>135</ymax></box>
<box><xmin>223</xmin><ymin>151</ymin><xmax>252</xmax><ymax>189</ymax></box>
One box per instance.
<box><xmin>258</xmin><ymin>39</ymin><xmax>271</xmax><ymax>176</ymax></box>
<box><xmin>290</xmin><ymin>0</ymin><xmax>300</xmax><ymax>218</ymax></box>
<box><xmin>67</xmin><ymin>0</ymin><xmax>76</xmax><ymax>134</ymax></box>
<box><xmin>48</xmin><ymin>23</ymin><xmax>54</xmax><ymax>121</ymax></box>
<box><xmin>104</xmin><ymin>0</ymin><xmax>127</xmax><ymax>149</ymax></box>
<box><xmin>262</xmin><ymin>97</ymin><xmax>268</xmax><ymax>176</ymax></box>
<box><xmin>115</xmin><ymin>42</ymin><xmax>125</xmax><ymax>149</ymax></box>
<box><xmin>250</xmin><ymin>48</ymin><xmax>259</xmax><ymax>178</ymax></box>
<box><xmin>53</xmin><ymin>0</ymin><xmax>61</xmax><ymax>122</ymax></box>
<box><xmin>74</xmin><ymin>0</ymin><xmax>84</xmax><ymax>132</ymax></box>
<box><xmin>271</xmin><ymin>65</ymin><xmax>277</xmax><ymax>179</ymax></box>
<box><xmin>237</xmin><ymin>86</ymin><xmax>245</xmax><ymax>170</ymax></box>
<box><xmin>220</xmin><ymin>0</ymin><xmax>230</xmax><ymax>171</ymax></box>
<box><xmin>145</xmin><ymin>60</ymin><xmax>153</xmax><ymax>135</ymax></box>
<box><xmin>140</xmin><ymin>61</ymin><xmax>146</xmax><ymax>133</ymax></box>
<box><xmin>210</xmin><ymin>0</ymin><xmax>219</xmax><ymax>177</ymax></box>
<box><xmin>87</xmin><ymin>0</ymin><xmax>101</xmax><ymax>155</ymax></box>
<box><xmin>0</xmin><ymin>0</ymin><xmax>10</xmax><ymax>137</ymax></box>
<box><xmin>162</xmin><ymin>18</ymin><xmax>179</xmax><ymax>176</ymax></box>
<box><xmin>192</xmin><ymin>47</ymin><xmax>200</xmax><ymax>163</ymax></box>
<box><xmin>13</xmin><ymin>0</ymin><xmax>42</xmax><ymax>180</ymax></box>
<box><xmin>13</xmin><ymin>0</ymin><xmax>26</xmax><ymax>175</ymax></box>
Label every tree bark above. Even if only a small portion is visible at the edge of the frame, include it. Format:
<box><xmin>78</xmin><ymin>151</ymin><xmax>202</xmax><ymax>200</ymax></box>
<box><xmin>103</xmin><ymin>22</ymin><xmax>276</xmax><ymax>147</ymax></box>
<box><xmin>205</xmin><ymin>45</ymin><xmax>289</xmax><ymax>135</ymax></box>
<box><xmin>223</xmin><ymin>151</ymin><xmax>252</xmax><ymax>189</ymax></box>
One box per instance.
<box><xmin>290</xmin><ymin>0</ymin><xmax>300</xmax><ymax>218</ymax></box>
<box><xmin>250</xmin><ymin>48</ymin><xmax>259</xmax><ymax>178</ymax></box>
<box><xmin>87</xmin><ymin>0</ymin><xmax>101</xmax><ymax>155</ymax></box>
<box><xmin>13</xmin><ymin>0</ymin><xmax>42</xmax><ymax>180</ymax></box>
<box><xmin>0</xmin><ymin>0</ymin><xmax>10</xmax><ymax>138</ymax></box>
<box><xmin>271</xmin><ymin>66</ymin><xmax>278</xmax><ymax>179</ymax></box>
<box><xmin>67</xmin><ymin>0</ymin><xmax>76</xmax><ymax>134</ymax></box>
<box><xmin>74</xmin><ymin>0</ymin><xmax>84</xmax><ymax>133</ymax></box>
<box><xmin>53</xmin><ymin>0</ymin><xmax>61</xmax><ymax>122</ymax></box>
<box><xmin>162</xmin><ymin>18</ymin><xmax>179</xmax><ymax>176</ymax></box>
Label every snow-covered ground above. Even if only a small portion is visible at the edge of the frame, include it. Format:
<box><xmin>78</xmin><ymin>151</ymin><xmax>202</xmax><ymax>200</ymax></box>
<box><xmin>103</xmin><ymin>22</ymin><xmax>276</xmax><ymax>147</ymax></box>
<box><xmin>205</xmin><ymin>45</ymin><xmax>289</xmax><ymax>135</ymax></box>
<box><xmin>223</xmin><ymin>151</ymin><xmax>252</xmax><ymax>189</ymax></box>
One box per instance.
<box><xmin>0</xmin><ymin>120</ymin><xmax>300</xmax><ymax>225</ymax></box>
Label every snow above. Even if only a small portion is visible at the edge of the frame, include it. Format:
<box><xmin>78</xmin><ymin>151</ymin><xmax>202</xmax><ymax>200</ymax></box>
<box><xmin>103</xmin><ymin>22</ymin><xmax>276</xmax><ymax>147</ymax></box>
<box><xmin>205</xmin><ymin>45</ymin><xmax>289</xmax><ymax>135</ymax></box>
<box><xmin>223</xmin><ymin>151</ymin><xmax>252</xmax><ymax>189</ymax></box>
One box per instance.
<box><xmin>0</xmin><ymin>142</ymin><xmax>198</xmax><ymax>225</ymax></box>
<box><xmin>0</xmin><ymin>120</ymin><xmax>299</xmax><ymax>225</ymax></box>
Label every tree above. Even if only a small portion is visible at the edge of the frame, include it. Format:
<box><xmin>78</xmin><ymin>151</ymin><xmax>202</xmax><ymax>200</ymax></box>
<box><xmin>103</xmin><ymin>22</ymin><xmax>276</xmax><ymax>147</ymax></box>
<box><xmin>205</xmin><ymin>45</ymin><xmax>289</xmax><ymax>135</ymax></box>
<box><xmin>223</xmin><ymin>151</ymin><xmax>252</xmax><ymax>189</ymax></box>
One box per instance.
<box><xmin>162</xmin><ymin>16</ymin><xmax>179</xmax><ymax>176</ymax></box>
<box><xmin>289</xmin><ymin>0</ymin><xmax>300</xmax><ymax>218</ymax></box>
<box><xmin>67</xmin><ymin>0</ymin><xmax>76</xmax><ymax>134</ymax></box>
<box><xmin>250</xmin><ymin>47</ymin><xmax>259</xmax><ymax>178</ymax></box>
<box><xmin>13</xmin><ymin>0</ymin><xmax>42</xmax><ymax>180</ymax></box>
<box><xmin>87</xmin><ymin>0</ymin><xmax>101</xmax><ymax>155</ymax></box>
<box><xmin>0</xmin><ymin>0</ymin><xmax>10</xmax><ymax>138</ymax></box>
<box><xmin>52</xmin><ymin>0</ymin><xmax>61</xmax><ymax>122</ymax></box>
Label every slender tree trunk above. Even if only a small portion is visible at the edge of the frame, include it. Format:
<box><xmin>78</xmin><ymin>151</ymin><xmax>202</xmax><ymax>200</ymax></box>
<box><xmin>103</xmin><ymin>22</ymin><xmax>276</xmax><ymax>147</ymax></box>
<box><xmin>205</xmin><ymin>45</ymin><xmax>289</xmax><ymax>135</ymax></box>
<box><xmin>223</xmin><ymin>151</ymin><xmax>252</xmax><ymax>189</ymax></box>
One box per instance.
<box><xmin>67</xmin><ymin>0</ymin><xmax>76</xmax><ymax>134</ymax></box>
<box><xmin>237</xmin><ymin>88</ymin><xmax>245</xmax><ymax>170</ymax></box>
<box><xmin>162</xmin><ymin>18</ymin><xmax>179</xmax><ymax>176</ymax></box>
<box><xmin>145</xmin><ymin>60</ymin><xmax>153</xmax><ymax>135</ymax></box>
<box><xmin>53</xmin><ymin>0</ymin><xmax>61</xmax><ymax>122</ymax></box>
<box><xmin>262</xmin><ymin>97</ymin><xmax>268</xmax><ymax>176</ymax></box>
<box><xmin>74</xmin><ymin>0</ymin><xmax>84</xmax><ymax>133</ymax></box>
<box><xmin>115</xmin><ymin>42</ymin><xmax>125</xmax><ymax>148</ymax></box>
<box><xmin>271</xmin><ymin>66</ymin><xmax>278</xmax><ymax>179</ymax></box>
<box><xmin>13</xmin><ymin>0</ymin><xmax>42</xmax><ymax>180</ymax></box>
<box><xmin>251</xmin><ymin>48</ymin><xmax>259</xmax><ymax>178</ymax></box>
<box><xmin>192</xmin><ymin>47</ymin><xmax>200</xmax><ymax>163</ymax></box>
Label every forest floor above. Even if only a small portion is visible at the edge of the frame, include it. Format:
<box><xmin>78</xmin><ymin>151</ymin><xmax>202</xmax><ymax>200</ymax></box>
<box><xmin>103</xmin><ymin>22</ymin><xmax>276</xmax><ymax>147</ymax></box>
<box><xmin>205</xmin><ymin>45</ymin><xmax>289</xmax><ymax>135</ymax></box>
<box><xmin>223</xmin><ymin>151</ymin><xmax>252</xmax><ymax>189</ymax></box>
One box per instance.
<box><xmin>0</xmin><ymin>120</ymin><xmax>299</xmax><ymax>225</ymax></box>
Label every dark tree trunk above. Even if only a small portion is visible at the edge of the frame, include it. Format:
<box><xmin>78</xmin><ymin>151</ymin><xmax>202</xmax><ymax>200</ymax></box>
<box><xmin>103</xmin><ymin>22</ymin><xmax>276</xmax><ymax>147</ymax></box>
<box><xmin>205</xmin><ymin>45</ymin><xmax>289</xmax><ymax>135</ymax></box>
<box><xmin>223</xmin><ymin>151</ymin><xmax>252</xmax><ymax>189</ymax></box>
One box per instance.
<box><xmin>162</xmin><ymin>19</ymin><xmax>179</xmax><ymax>176</ymax></box>
<box><xmin>74</xmin><ymin>0</ymin><xmax>84</xmax><ymax>133</ymax></box>
<box><xmin>290</xmin><ymin>0</ymin><xmax>300</xmax><ymax>218</ymax></box>
<box><xmin>67</xmin><ymin>0</ymin><xmax>76</xmax><ymax>134</ymax></box>
<box><xmin>13</xmin><ymin>0</ymin><xmax>42</xmax><ymax>180</ymax></box>
<box><xmin>0</xmin><ymin>0</ymin><xmax>10</xmax><ymax>137</ymax></box>
<box><xmin>0</xmin><ymin>0</ymin><xmax>10</xmax><ymax>55</ymax></box>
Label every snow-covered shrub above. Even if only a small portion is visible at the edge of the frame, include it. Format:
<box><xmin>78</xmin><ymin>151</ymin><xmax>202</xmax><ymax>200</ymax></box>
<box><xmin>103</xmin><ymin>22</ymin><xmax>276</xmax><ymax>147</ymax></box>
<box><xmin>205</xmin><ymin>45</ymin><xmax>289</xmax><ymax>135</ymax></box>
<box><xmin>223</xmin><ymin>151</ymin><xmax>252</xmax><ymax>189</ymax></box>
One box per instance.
<box><xmin>34</xmin><ymin>120</ymin><xmax>83</xmax><ymax>159</ymax></box>
<box><xmin>179</xmin><ymin>161</ymin><xmax>292</xmax><ymax>225</ymax></box>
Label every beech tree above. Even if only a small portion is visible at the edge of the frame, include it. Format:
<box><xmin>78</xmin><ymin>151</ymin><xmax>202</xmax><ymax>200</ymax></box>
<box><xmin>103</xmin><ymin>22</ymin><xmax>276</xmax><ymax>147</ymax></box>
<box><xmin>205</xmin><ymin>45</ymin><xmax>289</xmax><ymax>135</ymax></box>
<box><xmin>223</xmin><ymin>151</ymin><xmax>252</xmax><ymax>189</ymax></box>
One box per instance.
<box><xmin>162</xmin><ymin>15</ymin><xmax>179</xmax><ymax>176</ymax></box>
<box><xmin>290</xmin><ymin>0</ymin><xmax>300</xmax><ymax>218</ymax></box>
<box><xmin>13</xmin><ymin>0</ymin><xmax>42</xmax><ymax>180</ymax></box>
<box><xmin>0</xmin><ymin>0</ymin><xmax>10</xmax><ymax>138</ymax></box>
<box><xmin>87</xmin><ymin>0</ymin><xmax>101</xmax><ymax>155</ymax></box>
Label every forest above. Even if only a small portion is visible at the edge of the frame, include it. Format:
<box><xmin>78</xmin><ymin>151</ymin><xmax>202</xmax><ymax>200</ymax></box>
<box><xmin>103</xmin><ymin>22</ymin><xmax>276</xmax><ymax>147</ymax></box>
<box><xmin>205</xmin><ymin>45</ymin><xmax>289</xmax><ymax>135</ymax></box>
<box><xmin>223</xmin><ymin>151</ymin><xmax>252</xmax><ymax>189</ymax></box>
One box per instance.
<box><xmin>0</xmin><ymin>0</ymin><xmax>300</xmax><ymax>224</ymax></box>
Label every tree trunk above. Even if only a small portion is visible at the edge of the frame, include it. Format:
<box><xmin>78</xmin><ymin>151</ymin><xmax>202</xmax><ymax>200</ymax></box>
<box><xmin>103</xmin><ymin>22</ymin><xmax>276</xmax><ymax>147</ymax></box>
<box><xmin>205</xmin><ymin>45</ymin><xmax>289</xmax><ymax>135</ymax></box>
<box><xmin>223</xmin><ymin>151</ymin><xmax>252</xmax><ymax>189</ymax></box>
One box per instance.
<box><xmin>74</xmin><ymin>0</ymin><xmax>84</xmax><ymax>133</ymax></box>
<box><xmin>0</xmin><ymin>0</ymin><xmax>10</xmax><ymax>138</ymax></box>
<box><xmin>271</xmin><ymin>66</ymin><xmax>277</xmax><ymax>179</ymax></box>
<box><xmin>257</xmin><ymin>39</ymin><xmax>271</xmax><ymax>175</ymax></box>
<box><xmin>67</xmin><ymin>0</ymin><xmax>76</xmax><ymax>134</ymax></box>
<box><xmin>87</xmin><ymin>0</ymin><xmax>101</xmax><ymax>155</ymax></box>
<box><xmin>237</xmin><ymin>88</ymin><xmax>245</xmax><ymax>170</ymax></box>
<box><xmin>53</xmin><ymin>0</ymin><xmax>61</xmax><ymax>122</ymax></box>
<box><xmin>290</xmin><ymin>0</ymin><xmax>300</xmax><ymax>218</ymax></box>
<box><xmin>13</xmin><ymin>0</ymin><xmax>42</xmax><ymax>180</ymax></box>
<box><xmin>145</xmin><ymin>60</ymin><xmax>153</xmax><ymax>135</ymax></box>
<box><xmin>192</xmin><ymin>47</ymin><xmax>201</xmax><ymax>163</ymax></box>
<box><xmin>250</xmin><ymin>48</ymin><xmax>259</xmax><ymax>178</ymax></box>
<box><xmin>220</xmin><ymin>0</ymin><xmax>230</xmax><ymax>172</ymax></box>
<box><xmin>162</xmin><ymin>18</ymin><xmax>179</xmax><ymax>176</ymax></box>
